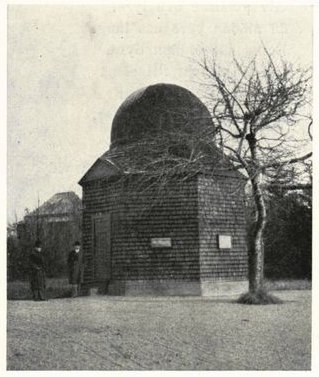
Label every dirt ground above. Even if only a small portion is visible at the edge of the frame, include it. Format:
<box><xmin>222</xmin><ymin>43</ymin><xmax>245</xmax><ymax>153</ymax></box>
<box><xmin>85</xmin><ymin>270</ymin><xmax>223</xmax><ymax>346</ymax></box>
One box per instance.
<box><xmin>7</xmin><ymin>290</ymin><xmax>311</xmax><ymax>370</ymax></box>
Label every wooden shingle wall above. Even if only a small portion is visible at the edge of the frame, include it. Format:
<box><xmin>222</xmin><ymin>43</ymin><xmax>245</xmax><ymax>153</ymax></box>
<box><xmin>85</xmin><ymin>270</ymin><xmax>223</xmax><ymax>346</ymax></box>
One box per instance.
<box><xmin>197</xmin><ymin>175</ymin><xmax>248</xmax><ymax>281</ymax></box>
<box><xmin>82</xmin><ymin>177</ymin><xmax>201</xmax><ymax>286</ymax></box>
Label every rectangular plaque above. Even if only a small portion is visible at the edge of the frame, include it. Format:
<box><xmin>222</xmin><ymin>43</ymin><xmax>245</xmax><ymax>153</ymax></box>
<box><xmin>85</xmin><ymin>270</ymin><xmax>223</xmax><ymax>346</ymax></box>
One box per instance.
<box><xmin>151</xmin><ymin>238</ymin><xmax>172</xmax><ymax>248</ymax></box>
<box><xmin>218</xmin><ymin>235</ymin><xmax>232</xmax><ymax>249</ymax></box>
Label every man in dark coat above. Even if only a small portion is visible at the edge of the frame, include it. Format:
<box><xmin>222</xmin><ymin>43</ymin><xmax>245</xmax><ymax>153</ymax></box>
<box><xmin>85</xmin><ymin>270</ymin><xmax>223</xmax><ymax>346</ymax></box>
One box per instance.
<box><xmin>29</xmin><ymin>239</ymin><xmax>47</xmax><ymax>301</ymax></box>
<box><xmin>68</xmin><ymin>241</ymin><xmax>83</xmax><ymax>297</ymax></box>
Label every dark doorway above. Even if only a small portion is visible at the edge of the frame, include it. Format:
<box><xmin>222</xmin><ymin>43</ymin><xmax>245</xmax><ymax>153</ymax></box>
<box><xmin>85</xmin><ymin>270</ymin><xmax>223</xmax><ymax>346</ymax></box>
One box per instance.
<box><xmin>93</xmin><ymin>213</ymin><xmax>111</xmax><ymax>282</ymax></box>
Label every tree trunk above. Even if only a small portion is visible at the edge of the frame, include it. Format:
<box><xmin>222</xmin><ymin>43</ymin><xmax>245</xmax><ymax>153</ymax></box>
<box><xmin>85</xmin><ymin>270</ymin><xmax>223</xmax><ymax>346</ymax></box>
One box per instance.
<box><xmin>249</xmin><ymin>172</ymin><xmax>267</xmax><ymax>293</ymax></box>
<box><xmin>246</xmin><ymin>133</ymin><xmax>267</xmax><ymax>294</ymax></box>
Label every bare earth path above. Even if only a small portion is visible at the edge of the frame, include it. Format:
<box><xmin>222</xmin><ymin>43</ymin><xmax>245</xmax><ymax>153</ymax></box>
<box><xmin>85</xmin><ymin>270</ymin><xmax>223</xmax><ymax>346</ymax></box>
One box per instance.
<box><xmin>7</xmin><ymin>290</ymin><xmax>311</xmax><ymax>370</ymax></box>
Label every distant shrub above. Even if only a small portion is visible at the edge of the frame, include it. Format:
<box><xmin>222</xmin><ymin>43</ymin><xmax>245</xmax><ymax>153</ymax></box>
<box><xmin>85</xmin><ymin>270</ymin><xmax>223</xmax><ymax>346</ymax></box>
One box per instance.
<box><xmin>246</xmin><ymin>190</ymin><xmax>312</xmax><ymax>280</ymax></box>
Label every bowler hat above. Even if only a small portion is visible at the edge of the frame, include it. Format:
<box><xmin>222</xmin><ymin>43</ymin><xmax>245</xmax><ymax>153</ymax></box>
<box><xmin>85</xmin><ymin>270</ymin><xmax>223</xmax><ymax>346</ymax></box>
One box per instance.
<box><xmin>74</xmin><ymin>241</ymin><xmax>80</xmax><ymax>246</ymax></box>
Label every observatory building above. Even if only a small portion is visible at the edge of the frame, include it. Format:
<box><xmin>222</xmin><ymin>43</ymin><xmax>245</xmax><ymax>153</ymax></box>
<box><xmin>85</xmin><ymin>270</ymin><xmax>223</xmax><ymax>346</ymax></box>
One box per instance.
<box><xmin>79</xmin><ymin>83</ymin><xmax>248</xmax><ymax>296</ymax></box>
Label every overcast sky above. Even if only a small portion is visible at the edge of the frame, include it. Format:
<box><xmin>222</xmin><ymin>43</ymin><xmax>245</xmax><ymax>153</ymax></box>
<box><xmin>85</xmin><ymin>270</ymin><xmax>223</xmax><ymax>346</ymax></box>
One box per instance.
<box><xmin>7</xmin><ymin>5</ymin><xmax>312</xmax><ymax>223</ymax></box>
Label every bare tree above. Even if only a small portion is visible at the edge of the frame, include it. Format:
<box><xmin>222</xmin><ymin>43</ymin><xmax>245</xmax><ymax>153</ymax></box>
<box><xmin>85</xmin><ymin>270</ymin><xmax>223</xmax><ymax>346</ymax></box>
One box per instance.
<box><xmin>198</xmin><ymin>48</ymin><xmax>312</xmax><ymax>302</ymax></box>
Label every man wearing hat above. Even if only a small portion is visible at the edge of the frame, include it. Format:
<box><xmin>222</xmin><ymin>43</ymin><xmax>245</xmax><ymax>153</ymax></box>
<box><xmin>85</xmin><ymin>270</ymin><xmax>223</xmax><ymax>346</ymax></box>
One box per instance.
<box><xmin>67</xmin><ymin>241</ymin><xmax>83</xmax><ymax>297</ymax></box>
<box><xmin>29</xmin><ymin>239</ymin><xmax>47</xmax><ymax>301</ymax></box>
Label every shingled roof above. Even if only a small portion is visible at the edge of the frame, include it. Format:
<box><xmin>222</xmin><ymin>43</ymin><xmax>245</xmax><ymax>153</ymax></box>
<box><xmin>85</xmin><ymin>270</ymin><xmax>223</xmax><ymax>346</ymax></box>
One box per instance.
<box><xmin>26</xmin><ymin>192</ymin><xmax>82</xmax><ymax>217</ymax></box>
<box><xmin>79</xmin><ymin>140</ymin><xmax>245</xmax><ymax>185</ymax></box>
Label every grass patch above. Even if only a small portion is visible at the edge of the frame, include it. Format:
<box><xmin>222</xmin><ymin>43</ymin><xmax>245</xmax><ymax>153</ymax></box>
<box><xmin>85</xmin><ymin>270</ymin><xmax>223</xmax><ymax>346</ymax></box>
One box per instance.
<box><xmin>7</xmin><ymin>278</ymin><xmax>311</xmax><ymax>301</ymax></box>
<box><xmin>264</xmin><ymin>279</ymin><xmax>311</xmax><ymax>291</ymax></box>
<box><xmin>237</xmin><ymin>289</ymin><xmax>283</xmax><ymax>305</ymax></box>
<box><xmin>7</xmin><ymin>278</ymin><xmax>72</xmax><ymax>300</ymax></box>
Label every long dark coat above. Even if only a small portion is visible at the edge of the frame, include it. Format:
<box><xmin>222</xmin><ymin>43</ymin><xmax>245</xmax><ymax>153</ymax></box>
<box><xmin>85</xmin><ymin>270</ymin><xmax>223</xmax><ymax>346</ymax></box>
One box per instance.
<box><xmin>29</xmin><ymin>250</ymin><xmax>46</xmax><ymax>292</ymax></box>
<box><xmin>68</xmin><ymin>250</ymin><xmax>83</xmax><ymax>284</ymax></box>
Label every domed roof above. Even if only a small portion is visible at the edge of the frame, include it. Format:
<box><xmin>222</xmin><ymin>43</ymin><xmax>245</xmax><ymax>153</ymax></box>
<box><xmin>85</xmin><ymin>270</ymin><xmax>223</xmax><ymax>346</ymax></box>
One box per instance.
<box><xmin>110</xmin><ymin>83</ymin><xmax>214</xmax><ymax>148</ymax></box>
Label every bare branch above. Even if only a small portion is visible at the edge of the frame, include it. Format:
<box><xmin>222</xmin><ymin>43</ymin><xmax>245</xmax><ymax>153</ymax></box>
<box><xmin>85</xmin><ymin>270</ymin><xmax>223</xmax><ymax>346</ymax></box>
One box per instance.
<box><xmin>263</xmin><ymin>152</ymin><xmax>312</xmax><ymax>169</ymax></box>
<box><xmin>265</xmin><ymin>183</ymin><xmax>312</xmax><ymax>190</ymax></box>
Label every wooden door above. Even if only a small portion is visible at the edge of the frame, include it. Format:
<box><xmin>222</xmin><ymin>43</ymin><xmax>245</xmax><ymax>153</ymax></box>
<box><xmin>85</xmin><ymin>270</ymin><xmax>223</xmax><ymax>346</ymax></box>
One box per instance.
<box><xmin>93</xmin><ymin>213</ymin><xmax>111</xmax><ymax>282</ymax></box>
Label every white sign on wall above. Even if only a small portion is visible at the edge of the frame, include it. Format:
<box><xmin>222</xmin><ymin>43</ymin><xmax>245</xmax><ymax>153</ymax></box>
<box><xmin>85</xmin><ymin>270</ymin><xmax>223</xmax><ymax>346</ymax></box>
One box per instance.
<box><xmin>218</xmin><ymin>235</ymin><xmax>232</xmax><ymax>249</ymax></box>
<box><xmin>151</xmin><ymin>238</ymin><xmax>172</xmax><ymax>248</ymax></box>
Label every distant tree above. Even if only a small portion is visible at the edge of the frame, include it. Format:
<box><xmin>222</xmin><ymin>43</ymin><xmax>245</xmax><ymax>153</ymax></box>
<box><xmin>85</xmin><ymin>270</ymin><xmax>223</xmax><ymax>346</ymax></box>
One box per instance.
<box><xmin>263</xmin><ymin>188</ymin><xmax>311</xmax><ymax>280</ymax></box>
<box><xmin>12</xmin><ymin>206</ymin><xmax>82</xmax><ymax>280</ymax></box>
<box><xmin>7</xmin><ymin>222</ymin><xmax>29</xmax><ymax>281</ymax></box>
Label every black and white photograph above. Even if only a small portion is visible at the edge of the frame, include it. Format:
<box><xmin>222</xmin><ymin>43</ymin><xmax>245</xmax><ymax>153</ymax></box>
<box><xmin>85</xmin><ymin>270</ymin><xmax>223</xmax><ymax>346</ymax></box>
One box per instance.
<box><xmin>4</xmin><ymin>2</ymin><xmax>316</xmax><ymax>372</ymax></box>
